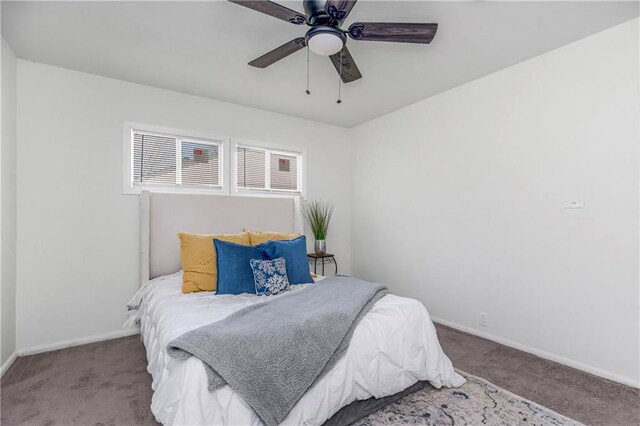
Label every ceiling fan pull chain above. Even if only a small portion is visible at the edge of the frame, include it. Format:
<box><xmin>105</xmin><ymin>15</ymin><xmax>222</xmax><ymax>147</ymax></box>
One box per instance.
<box><xmin>306</xmin><ymin>45</ymin><xmax>311</xmax><ymax>95</ymax></box>
<box><xmin>337</xmin><ymin>49</ymin><xmax>343</xmax><ymax>104</ymax></box>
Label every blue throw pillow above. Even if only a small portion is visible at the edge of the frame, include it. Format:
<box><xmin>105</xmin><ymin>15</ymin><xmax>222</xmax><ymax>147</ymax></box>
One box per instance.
<box><xmin>260</xmin><ymin>236</ymin><xmax>314</xmax><ymax>285</ymax></box>
<box><xmin>250</xmin><ymin>257</ymin><xmax>290</xmax><ymax>296</ymax></box>
<box><xmin>215</xmin><ymin>239</ymin><xmax>267</xmax><ymax>295</ymax></box>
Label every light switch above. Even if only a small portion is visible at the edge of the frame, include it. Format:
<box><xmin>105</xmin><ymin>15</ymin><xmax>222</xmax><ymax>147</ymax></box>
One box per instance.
<box><xmin>564</xmin><ymin>199</ymin><xmax>585</xmax><ymax>209</ymax></box>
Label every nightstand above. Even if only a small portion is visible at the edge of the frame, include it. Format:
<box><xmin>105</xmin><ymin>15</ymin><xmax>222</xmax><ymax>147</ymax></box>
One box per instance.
<box><xmin>307</xmin><ymin>253</ymin><xmax>337</xmax><ymax>276</ymax></box>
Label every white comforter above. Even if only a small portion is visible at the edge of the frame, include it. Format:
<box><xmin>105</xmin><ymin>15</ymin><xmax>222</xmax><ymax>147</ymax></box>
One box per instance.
<box><xmin>127</xmin><ymin>272</ymin><xmax>465</xmax><ymax>425</ymax></box>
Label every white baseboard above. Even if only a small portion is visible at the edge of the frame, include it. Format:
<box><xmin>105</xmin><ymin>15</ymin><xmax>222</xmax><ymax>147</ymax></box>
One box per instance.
<box><xmin>17</xmin><ymin>328</ymin><xmax>140</xmax><ymax>357</ymax></box>
<box><xmin>0</xmin><ymin>351</ymin><xmax>18</xmax><ymax>378</ymax></box>
<box><xmin>432</xmin><ymin>317</ymin><xmax>640</xmax><ymax>389</ymax></box>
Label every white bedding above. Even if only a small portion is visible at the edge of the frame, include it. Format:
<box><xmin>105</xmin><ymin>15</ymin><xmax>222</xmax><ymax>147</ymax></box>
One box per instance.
<box><xmin>128</xmin><ymin>272</ymin><xmax>465</xmax><ymax>425</ymax></box>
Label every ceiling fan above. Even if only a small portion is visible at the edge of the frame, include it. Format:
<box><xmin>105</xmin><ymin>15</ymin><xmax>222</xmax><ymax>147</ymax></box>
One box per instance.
<box><xmin>228</xmin><ymin>0</ymin><xmax>438</xmax><ymax>83</ymax></box>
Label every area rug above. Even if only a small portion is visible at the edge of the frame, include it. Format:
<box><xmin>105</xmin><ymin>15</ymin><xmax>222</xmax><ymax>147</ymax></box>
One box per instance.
<box><xmin>353</xmin><ymin>371</ymin><xmax>584</xmax><ymax>425</ymax></box>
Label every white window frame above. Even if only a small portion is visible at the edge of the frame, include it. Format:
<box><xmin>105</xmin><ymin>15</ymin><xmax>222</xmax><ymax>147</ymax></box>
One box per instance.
<box><xmin>122</xmin><ymin>122</ymin><xmax>229</xmax><ymax>195</ymax></box>
<box><xmin>231</xmin><ymin>139</ymin><xmax>307</xmax><ymax>198</ymax></box>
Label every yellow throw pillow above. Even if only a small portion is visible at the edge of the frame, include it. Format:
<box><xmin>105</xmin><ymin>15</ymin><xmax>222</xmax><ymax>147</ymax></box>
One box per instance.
<box><xmin>178</xmin><ymin>232</ymin><xmax>250</xmax><ymax>294</ymax></box>
<box><xmin>245</xmin><ymin>229</ymin><xmax>300</xmax><ymax>245</ymax></box>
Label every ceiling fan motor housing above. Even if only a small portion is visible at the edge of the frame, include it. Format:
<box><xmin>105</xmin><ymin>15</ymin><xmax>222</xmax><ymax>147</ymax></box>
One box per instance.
<box><xmin>304</xmin><ymin>0</ymin><xmax>334</xmax><ymax>25</ymax></box>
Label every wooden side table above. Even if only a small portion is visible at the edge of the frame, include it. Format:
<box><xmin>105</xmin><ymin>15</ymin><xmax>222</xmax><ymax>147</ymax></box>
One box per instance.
<box><xmin>307</xmin><ymin>253</ymin><xmax>337</xmax><ymax>276</ymax></box>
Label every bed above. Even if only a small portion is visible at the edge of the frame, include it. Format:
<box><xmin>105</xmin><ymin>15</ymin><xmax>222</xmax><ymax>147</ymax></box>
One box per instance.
<box><xmin>128</xmin><ymin>192</ymin><xmax>465</xmax><ymax>425</ymax></box>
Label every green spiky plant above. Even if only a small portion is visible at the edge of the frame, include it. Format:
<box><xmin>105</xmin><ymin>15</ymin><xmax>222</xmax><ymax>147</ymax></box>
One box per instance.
<box><xmin>302</xmin><ymin>200</ymin><xmax>334</xmax><ymax>240</ymax></box>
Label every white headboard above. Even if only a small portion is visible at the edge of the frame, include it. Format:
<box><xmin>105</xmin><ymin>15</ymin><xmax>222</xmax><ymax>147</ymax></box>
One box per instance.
<box><xmin>140</xmin><ymin>191</ymin><xmax>304</xmax><ymax>282</ymax></box>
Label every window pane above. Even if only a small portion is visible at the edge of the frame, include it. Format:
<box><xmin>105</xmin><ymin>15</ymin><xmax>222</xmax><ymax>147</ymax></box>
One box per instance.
<box><xmin>270</xmin><ymin>152</ymin><xmax>298</xmax><ymax>191</ymax></box>
<box><xmin>181</xmin><ymin>141</ymin><xmax>220</xmax><ymax>186</ymax></box>
<box><xmin>132</xmin><ymin>133</ymin><xmax>176</xmax><ymax>185</ymax></box>
<box><xmin>237</xmin><ymin>147</ymin><xmax>266</xmax><ymax>189</ymax></box>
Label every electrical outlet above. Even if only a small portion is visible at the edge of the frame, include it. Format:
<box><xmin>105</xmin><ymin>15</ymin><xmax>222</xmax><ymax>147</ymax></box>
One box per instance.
<box><xmin>479</xmin><ymin>312</ymin><xmax>488</xmax><ymax>327</ymax></box>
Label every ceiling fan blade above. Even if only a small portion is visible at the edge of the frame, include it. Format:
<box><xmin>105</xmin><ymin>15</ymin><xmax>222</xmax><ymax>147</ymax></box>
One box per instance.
<box><xmin>348</xmin><ymin>22</ymin><xmax>438</xmax><ymax>44</ymax></box>
<box><xmin>248</xmin><ymin>38</ymin><xmax>307</xmax><ymax>68</ymax></box>
<box><xmin>228</xmin><ymin>0</ymin><xmax>307</xmax><ymax>25</ymax></box>
<box><xmin>329</xmin><ymin>46</ymin><xmax>362</xmax><ymax>83</ymax></box>
<box><xmin>325</xmin><ymin>0</ymin><xmax>358</xmax><ymax>23</ymax></box>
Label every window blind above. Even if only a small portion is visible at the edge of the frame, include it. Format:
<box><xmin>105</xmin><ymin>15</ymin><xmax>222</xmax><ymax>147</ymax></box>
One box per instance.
<box><xmin>132</xmin><ymin>133</ymin><xmax>176</xmax><ymax>185</ymax></box>
<box><xmin>236</xmin><ymin>145</ymin><xmax>300</xmax><ymax>193</ymax></box>
<box><xmin>181</xmin><ymin>141</ymin><xmax>220</xmax><ymax>186</ymax></box>
<box><xmin>237</xmin><ymin>147</ymin><xmax>266</xmax><ymax>189</ymax></box>
<box><xmin>132</xmin><ymin>130</ymin><xmax>221</xmax><ymax>189</ymax></box>
<box><xmin>270</xmin><ymin>152</ymin><xmax>298</xmax><ymax>190</ymax></box>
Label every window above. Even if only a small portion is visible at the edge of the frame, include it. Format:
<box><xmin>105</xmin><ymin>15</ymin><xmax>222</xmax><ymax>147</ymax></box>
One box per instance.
<box><xmin>123</xmin><ymin>124</ymin><xmax>305</xmax><ymax>197</ymax></box>
<box><xmin>235</xmin><ymin>144</ymin><xmax>303</xmax><ymax>194</ymax></box>
<box><xmin>124</xmin><ymin>124</ymin><xmax>225</xmax><ymax>194</ymax></box>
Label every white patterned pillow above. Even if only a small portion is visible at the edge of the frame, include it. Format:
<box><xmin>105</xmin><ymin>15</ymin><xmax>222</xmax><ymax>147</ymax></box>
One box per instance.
<box><xmin>250</xmin><ymin>257</ymin><xmax>290</xmax><ymax>296</ymax></box>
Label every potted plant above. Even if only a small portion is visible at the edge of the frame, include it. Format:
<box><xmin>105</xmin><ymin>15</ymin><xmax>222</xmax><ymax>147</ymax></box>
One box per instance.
<box><xmin>302</xmin><ymin>200</ymin><xmax>334</xmax><ymax>255</ymax></box>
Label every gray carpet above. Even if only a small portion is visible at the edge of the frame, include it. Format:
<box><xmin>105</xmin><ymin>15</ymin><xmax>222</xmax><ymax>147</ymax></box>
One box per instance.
<box><xmin>436</xmin><ymin>324</ymin><xmax>640</xmax><ymax>426</ymax></box>
<box><xmin>1</xmin><ymin>324</ymin><xmax>638</xmax><ymax>425</ymax></box>
<box><xmin>1</xmin><ymin>336</ymin><xmax>157</xmax><ymax>425</ymax></box>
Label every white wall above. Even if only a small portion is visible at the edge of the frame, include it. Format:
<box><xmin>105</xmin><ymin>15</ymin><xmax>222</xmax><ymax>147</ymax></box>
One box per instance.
<box><xmin>1</xmin><ymin>38</ymin><xmax>18</xmax><ymax>366</ymax></box>
<box><xmin>351</xmin><ymin>19</ymin><xmax>640</xmax><ymax>386</ymax></box>
<box><xmin>16</xmin><ymin>61</ymin><xmax>351</xmax><ymax>351</ymax></box>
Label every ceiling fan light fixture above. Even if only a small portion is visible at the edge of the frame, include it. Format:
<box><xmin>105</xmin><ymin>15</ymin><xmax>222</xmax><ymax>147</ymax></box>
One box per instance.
<box><xmin>306</xmin><ymin>26</ymin><xmax>345</xmax><ymax>56</ymax></box>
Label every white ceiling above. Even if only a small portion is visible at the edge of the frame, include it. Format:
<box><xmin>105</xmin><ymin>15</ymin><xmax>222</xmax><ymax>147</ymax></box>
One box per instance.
<box><xmin>2</xmin><ymin>1</ymin><xmax>638</xmax><ymax>127</ymax></box>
